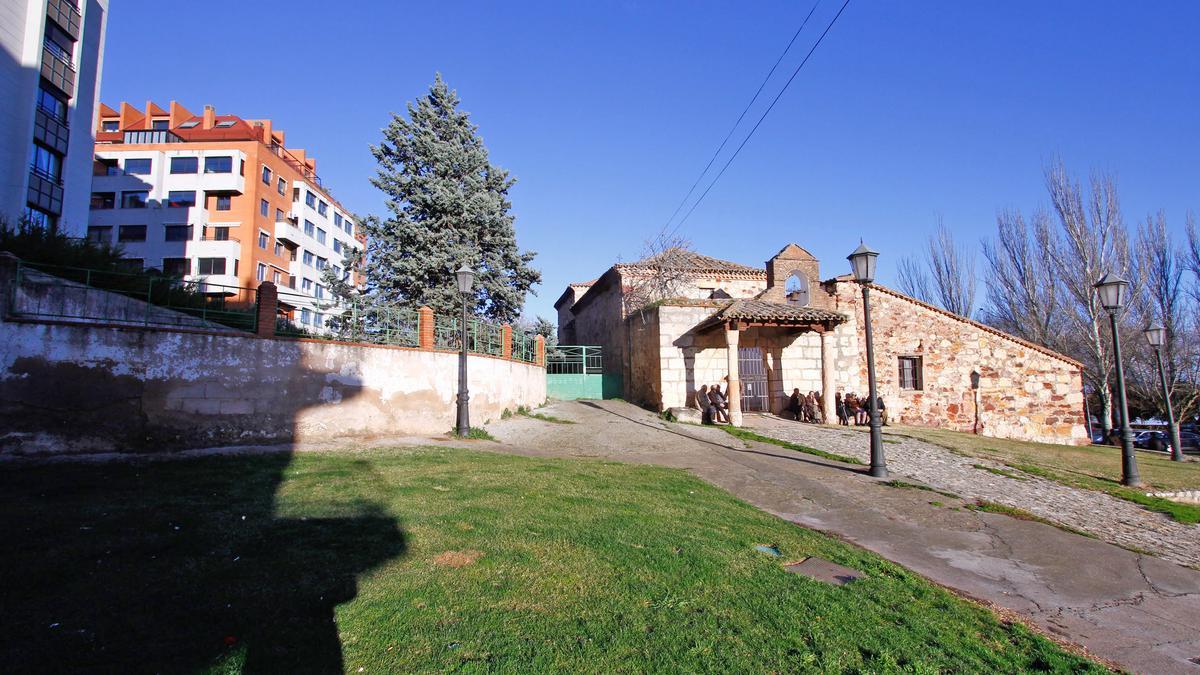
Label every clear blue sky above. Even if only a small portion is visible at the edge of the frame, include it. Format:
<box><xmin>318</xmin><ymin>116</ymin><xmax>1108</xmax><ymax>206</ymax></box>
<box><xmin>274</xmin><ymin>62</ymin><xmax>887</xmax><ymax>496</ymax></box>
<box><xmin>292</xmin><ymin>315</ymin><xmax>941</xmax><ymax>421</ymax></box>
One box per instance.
<box><xmin>99</xmin><ymin>1</ymin><xmax>1200</xmax><ymax>321</ymax></box>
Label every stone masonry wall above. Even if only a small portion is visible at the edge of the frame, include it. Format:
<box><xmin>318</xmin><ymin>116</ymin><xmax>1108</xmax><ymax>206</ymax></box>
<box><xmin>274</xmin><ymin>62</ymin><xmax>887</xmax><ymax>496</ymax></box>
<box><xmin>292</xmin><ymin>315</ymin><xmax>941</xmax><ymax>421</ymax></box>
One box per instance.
<box><xmin>830</xmin><ymin>280</ymin><xmax>1088</xmax><ymax>445</ymax></box>
<box><xmin>0</xmin><ymin>319</ymin><xmax>546</xmax><ymax>455</ymax></box>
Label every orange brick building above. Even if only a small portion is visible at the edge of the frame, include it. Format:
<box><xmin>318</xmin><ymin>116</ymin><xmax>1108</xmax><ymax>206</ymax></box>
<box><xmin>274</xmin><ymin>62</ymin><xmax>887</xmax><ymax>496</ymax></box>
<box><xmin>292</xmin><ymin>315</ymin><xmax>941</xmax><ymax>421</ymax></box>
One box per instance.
<box><xmin>88</xmin><ymin>100</ymin><xmax>364</xmax><ymax>329</ymax></box>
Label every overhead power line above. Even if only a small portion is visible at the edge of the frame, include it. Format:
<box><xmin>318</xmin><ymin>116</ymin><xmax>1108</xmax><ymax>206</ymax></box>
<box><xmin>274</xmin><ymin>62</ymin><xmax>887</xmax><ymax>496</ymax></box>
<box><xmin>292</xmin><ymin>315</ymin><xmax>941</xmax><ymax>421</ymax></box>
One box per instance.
<box><xmin>659</xmin><ymin>0</ymin><xmax>823</xmax><ymax>236</ymax></box>
<box><xmin>665</xmin><ymin>0</ymin><xmax>853</xmax><ymax>239</ymax></box>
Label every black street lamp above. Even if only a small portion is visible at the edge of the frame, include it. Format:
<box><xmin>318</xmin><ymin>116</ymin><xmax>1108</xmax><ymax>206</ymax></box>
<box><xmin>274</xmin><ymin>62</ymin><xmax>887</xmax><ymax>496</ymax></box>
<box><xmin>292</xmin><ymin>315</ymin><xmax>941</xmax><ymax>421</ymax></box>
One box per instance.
<box><xmin>455</xmin><ymin>264</ymin><xmax>475</xmax><ymax>437</ymax></box>
<box><xmin>1144</xmin><ymin>323</ymin><xmax>1183</xmax><ymax>462</ymax></box>
<box><xmin>848</xmin><ymin>242</ymin><xmax>887</xmax><ymax>478</ymax></box>
<box><xmin>1094</xmin><ymin>273</ymin><xmax>1140</xmax><ymax>486</ymax></box>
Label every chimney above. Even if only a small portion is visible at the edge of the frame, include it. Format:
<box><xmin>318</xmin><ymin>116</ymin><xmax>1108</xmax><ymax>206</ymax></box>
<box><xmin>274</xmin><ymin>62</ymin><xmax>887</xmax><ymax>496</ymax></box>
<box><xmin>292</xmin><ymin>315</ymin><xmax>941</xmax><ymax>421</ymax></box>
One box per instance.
<box><xmin>202</xmin><ymin>105</ymin><xmax>216</xmax><ymax>130</ymax></box>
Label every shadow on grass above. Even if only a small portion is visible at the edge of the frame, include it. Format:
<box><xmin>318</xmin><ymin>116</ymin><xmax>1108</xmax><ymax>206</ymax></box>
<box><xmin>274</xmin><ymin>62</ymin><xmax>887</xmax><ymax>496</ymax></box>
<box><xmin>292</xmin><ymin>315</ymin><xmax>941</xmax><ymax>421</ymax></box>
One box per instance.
<box><xmin>0</xmin><ymin>449</ymin><xmax>406</xmax><ymax>672</ymax></box>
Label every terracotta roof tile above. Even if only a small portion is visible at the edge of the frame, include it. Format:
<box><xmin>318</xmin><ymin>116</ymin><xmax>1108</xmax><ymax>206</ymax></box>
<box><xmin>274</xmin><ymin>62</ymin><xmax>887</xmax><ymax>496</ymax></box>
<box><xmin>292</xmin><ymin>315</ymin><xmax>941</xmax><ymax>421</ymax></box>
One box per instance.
<box><xmin>697</xmin><ymin>299</ymin><xmax>846</xmax><ymax>330</ymax></box>
<box><xmin>619</xmin><ymin>248</ymin><xmax>764</xmax><ymax>275</ymax></box>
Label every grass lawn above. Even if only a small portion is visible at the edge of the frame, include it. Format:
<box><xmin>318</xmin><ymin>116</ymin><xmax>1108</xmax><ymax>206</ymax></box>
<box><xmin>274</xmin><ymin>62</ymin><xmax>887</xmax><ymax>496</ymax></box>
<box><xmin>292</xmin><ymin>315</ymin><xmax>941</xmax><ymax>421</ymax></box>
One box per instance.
<box><xmin>0</xmin><ymin>448</ymin><xmax>1102</xmax><ymax>673</ymax></box>
<box><xmin>882</xmin><ymin>426</ymin><xmax>1200</xmax><ymax>524</ymax></box>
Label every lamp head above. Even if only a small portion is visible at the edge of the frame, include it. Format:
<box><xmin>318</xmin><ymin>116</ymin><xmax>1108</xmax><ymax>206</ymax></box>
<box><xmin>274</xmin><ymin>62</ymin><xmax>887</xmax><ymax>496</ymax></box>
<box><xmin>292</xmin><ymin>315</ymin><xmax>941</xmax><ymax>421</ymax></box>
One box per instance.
<box><xmin>455</xmin><ymin>265</ymin><xmax>475</xmax><ymax>294</ymax></box>
<box><xmin>1093</xmin><ymin>272</ymin><xmax>1129</xmax><ymax>312</ymax></box>
<box><xmin>847</xmin><ymin>242</ymin><xmax>879</xmax><ymax>283</ymax></box>
<box><xmin>1143</xmin><ymin>323</ymin><xmax>1166</xmax><ymax>349</ymax></box>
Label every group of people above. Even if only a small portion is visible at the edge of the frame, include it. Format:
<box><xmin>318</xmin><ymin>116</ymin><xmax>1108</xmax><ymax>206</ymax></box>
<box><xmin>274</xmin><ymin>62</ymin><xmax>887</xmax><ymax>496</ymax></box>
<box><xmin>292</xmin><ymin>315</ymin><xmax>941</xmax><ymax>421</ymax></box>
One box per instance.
<box><xmin>697</xmin><ymin>382</ymin><xmax>731</xmax><ymax>424</ymax></box>
<box><xmin>787</xmin><ymin>389</ymin><xmax>887</xmax><ymax>426</ymax></box>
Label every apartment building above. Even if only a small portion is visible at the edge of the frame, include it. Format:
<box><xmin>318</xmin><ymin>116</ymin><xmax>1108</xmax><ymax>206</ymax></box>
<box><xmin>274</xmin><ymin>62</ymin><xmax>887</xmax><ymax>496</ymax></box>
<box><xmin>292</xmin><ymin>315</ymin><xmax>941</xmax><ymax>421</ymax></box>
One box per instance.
<box><xmin>0</xmin><ymin>0</ymin><xmax>108</xmax><ymax>233</ymax></box>
<box><xmin>89</xmin><ymin>100</ymin><xmax>364</xmax><ymax>330</ymax></box>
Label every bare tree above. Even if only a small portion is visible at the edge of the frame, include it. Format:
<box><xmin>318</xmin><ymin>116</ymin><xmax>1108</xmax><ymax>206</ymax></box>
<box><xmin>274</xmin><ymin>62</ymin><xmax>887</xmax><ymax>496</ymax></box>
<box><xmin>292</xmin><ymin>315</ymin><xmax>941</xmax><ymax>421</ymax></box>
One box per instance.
<box><xmin>981</xmin><ymin>208</ymin><xmax>1062</xmax><ymax>348</ymax></box>
<box><xmin>897</xmin><ymin>219</ymin><xmax>976</xmax><ymax>317</ymax></box>
<box><xmin>619</xmin><ymin>233</ymin><xmax>696</xmax><ymax>322</ymax></box>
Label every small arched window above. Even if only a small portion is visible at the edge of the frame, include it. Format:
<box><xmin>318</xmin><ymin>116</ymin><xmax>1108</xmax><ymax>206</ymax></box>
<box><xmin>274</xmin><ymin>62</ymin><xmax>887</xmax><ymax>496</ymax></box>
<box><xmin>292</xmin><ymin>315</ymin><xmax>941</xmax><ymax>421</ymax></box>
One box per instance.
<box><xmin>785</xmin><ymin>272</ymin><xmax>809</xmax><ymax>306</ymax></box>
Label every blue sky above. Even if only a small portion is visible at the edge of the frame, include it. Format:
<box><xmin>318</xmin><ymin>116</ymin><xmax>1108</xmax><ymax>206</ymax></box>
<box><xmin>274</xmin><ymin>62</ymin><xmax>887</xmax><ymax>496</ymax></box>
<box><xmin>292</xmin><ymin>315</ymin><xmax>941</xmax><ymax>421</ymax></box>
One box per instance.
<box><xmin>99</xmin><ymin>1</ymin><xmax>1200</xmax><ymax>321</ymax></box>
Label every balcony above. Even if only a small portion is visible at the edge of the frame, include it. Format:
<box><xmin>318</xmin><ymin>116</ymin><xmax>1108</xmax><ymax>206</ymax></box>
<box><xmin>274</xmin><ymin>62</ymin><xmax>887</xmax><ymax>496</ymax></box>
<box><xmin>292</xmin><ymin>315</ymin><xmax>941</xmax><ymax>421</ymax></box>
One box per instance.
<box><xmin>273</xmin><ymin>220</ymin><xmax>302</xmax><ymax>246</ymax></box>
<box><xmin>199</xmin><ymin>169</ymin><xmax>245</xmax><ymax>195</ymax></box>
<box><xmin>40</xmin><ymin>44</ymin><xmax>75</xmax><ymax>97</ymax></box>
<box><xmin>194</xmin><ymin>274</ymin><xmax>242</xmax><ymax>295</ymax></box>
<box><xmin>27</xmin><ymin>168</ymin><xmax>64</xmax><ymax>215</ymax></box>
<box><xmin>46</xmin><ymin>0</ymin><xmax>82</xmax><ymax>40</ymax></box>
<box><xmin>123</xmin><ymin>129</ymin><xmax>182</xmax><ymax>145</ymax></box>
<box><xmin>34</xmin><ymin>108</ymin><xmax>70</xmax><ymax>155</ymax></box>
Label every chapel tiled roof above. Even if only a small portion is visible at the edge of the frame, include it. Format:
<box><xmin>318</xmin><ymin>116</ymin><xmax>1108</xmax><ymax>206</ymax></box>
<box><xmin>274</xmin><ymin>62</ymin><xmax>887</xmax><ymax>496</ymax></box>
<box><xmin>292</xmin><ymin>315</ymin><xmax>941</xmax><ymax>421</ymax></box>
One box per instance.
<box><xmin>697</xmin><ymin>299</ymin><xmax>846</xmax><ymax>330</ymax></box>
<box><xmin>620</xmin><ymin>248</ymin><xmax>765</xmax><ymax>275</ymax></box>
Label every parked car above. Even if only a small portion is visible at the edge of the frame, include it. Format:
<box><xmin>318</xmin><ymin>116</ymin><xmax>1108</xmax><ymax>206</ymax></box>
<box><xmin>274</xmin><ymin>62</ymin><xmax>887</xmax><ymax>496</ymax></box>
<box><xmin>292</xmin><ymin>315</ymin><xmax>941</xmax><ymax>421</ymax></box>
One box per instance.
<box><xmin>1134</xmin><ymin>431</ymin><xmax>1169</xmax><ymax>451</ymax></box>
<box><xmin>1180</xmin><ymin>431</ymin><xmax>1200</xmax><ymax>452</ymax></box>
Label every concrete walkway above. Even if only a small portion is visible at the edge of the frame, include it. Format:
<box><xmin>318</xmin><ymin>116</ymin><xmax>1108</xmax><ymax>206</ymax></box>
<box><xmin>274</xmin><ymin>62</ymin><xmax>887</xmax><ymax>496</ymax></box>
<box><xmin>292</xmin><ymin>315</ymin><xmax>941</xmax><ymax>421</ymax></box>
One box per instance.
<box><xmin>487</xmin><ymin>400</ymin><xmax>1200</xmax><ymax>675</ymax></box>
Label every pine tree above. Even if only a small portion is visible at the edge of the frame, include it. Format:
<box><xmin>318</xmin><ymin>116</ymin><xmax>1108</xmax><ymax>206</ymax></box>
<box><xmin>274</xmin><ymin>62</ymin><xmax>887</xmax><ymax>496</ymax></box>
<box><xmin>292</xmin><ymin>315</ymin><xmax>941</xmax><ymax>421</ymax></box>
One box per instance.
<box><xmin>364</xmin><ymin>74</ymin><xmax>540</xmax><ymax>324</ymax></box>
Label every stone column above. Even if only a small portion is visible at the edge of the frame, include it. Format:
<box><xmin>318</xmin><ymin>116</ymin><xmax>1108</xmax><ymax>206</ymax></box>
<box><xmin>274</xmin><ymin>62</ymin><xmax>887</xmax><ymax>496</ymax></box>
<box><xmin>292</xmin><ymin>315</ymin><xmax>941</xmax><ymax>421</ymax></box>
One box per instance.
<box><xmin>417</xmin><ymin>306</ymin><xmax>435</xmax><ymax>350</ymax></box>
<box><xmin>255</xmin><ymin>281</ymin><xmax>277</xmax><ymax>338</ymax></box>
<box><xmin>501</xmin><ymin>324</ymin><xmax>513</xmax><ymax>360</ymax></box>
<box><xmin>725</xmin><ymin>324</ymin><xmax>742</xmax><ymax>427</ymax></box>
<box><xmin>820</xmin><ymin>328</ymin><xmax>836</xmax><ymax>423</ymax></box>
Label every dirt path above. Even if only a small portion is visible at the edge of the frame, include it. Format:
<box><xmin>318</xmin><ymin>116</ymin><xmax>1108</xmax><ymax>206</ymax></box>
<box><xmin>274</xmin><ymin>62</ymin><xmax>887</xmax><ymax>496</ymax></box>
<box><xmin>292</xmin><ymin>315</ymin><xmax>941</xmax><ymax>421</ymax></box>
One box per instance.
<box><xmin>487</xmin><ymin>400</ymin><xmax>1200</xmax><ymax>675</ymax></box>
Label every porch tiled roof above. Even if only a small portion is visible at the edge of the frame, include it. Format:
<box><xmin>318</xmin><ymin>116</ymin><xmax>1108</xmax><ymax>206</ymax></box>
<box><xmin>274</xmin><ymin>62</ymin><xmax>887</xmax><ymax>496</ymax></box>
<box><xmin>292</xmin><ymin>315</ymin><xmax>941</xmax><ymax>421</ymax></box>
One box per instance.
<box><xmin>619</xmin><ymin>248</ymin><xmax>764</xmax><ymax>275</ymax></box>
<box><xmin>698</xmin><ymin>299</ymin><xmax>846</xmax><ymax>330</ymax></box>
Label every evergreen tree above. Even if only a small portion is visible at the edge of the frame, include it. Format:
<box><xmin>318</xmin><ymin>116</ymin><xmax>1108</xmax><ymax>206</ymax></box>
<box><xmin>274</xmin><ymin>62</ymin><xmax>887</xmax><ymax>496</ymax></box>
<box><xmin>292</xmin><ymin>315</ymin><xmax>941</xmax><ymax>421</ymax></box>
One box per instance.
<box><xmin>364</xmin><ymin>74</ymin><xmax>540</xmax><ymax>324</ymax></box>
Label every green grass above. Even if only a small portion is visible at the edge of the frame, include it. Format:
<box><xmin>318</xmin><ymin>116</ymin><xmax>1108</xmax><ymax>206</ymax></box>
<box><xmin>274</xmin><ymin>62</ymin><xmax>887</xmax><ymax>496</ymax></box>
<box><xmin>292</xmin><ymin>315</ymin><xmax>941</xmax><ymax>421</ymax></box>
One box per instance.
<box><xmin>882</xmin><ymin>480</ymin><xmax>962</xmax><ymax>500</ymax></box>
<box><xmin>722</xmin><ymin>427</ymin><xmax>865</xmax><ymax>465</ymax></box>
<box><xmin>453</xmin><ymin>427</ymin><xmax>496</xmax><ymax>441</ymax></box>
<box><xmin>972</xmin><ymin>464</ymin><xmax>1029</xmax><ymax>481</ymax></box>
<box><xmin>965</xmin><ymin>500</ymin><xmax>1096</xmax><ymax>539</ymax></box>
<box><xmin>0</xmin><ymin>448</ymin><xmax>1101</xmax><ymax>673</ymax></box>
<box><xmin>884</xmin><ymin>426</ymin><xmax>1200</xmax><ymax>524</ymax></box>
<box><xmin>521</xmin><ymin>410</ymin><xmax>575</xmax><ymax>425</ymax></box>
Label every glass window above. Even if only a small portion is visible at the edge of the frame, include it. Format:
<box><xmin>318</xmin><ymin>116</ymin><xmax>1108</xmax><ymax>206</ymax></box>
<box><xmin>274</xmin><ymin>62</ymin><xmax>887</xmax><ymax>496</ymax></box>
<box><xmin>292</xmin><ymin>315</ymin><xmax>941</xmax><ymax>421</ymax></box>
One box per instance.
<box><xmin>215</xmin><ymin>120</ymin><xmax>236</xmax><ymax>128</ymax></box>
<box><xmin>91</xmin><ymin>192</ymin><xmax>115</xmax><ymax>209</ymax></box>
<box><xmin>333</xmin><ymin>239</ymin><xmax>342</xmax><ymax>254</ymax></box>
<box><xmin>303</xmin><ymin>250</ymin><xmax>314</xmax><ymax>267</ymax></box>
<box><xmin>124</xmin><ymin>158</ymin><xmax>152</xmax><ymax>175</ymax></box>
<box><xmin>343</xmin><ymin>220</ymin><xmax>353</xmax><ymax>235</ymax></box>
<box><xmin>272</xmin><ymin>271</ymin><xmax>281</xmax><ymax>284</ymax></box>
<box><xmin>274</xmin><ymin>241</ymin><xmax>283</xmax><ymax>256</ymax></box>
<box><xmin>86</xmin><ymin>225</ymin><xmax>111</xmax><ymax>243</ymax></box>
<box><xmin>317</xmin><ymin>200</ymin><xmax>327</xmax><ymax>216</ymax></box>
<box><xmin>301</xmin><ymin>308</ymin><xmax>312</xmax><ymax>324</ymax></box>
<box><xmin>162</xmin><ymin>258</ymin><xmax>190</xmax><ymax>277</ymax></box>
<box><xmin>215</xmin><ymin>194</ymin><xmax>232</xmax><ymax>211</ymax></box>
<box><xmin>303</xmin><ymin>220</ymin><xmax>315</xmax><ymax>236</ymax></box>
<box><xmin>314</xmin><ymin>283</ymin><xmax>324</xmax><ymax>299</ymax></box>
<box><xmin>178</xmin><ymin>120</ymin><xmax>199</xmax><ymax>129</ymax></box>
<box><xmin>163</xmin><ymin>225</ymin><xmax>193</xmax><ymax>241</ymax></box>
<box><xmin>292</xmin><ymin>187</ymin><xmax>299</xmax><ymax>202</ymax></box>
<box><xmin>37</xmin><ymin>87</ymin><xmax>67</xmax><ymax>121</ymax></box>
<box><xmin>166</xmin><ymin>191</ymin><xmax>196</xmax><ymax>208</ymax></box>
<box><xmin>169</xmin><ymin>156</ymin><xmax>198</xmax><ymax>174</ymax></box>
<box><xmin>115</xmin><ymin>258</ymin><xmax>144</xmax><ymax>273</ymax></box>
<box><xmin>277</xmin><ymin>177</ymin><xmax>286</xmax><ymax>195</ymax></box>
<box><xmin>204</xmin><ymin>156</ymin><xmax>233</xmax><ymax>173</ymax></box>
<box><xmin>209</xmin><ymin>227</ymin><xmax>230</xmax><ymax>241</ymax></box>
<box><xmin>151</xmin><ymin>119</ymin><xmax>169</xmax><ymax>130</ymax></box>
<box><xmin>333</xmin><ymin>212</ymin><xmax>342</xmax><ymax>227</ymax></box>
<box><xmin>197</xmin><ymin>257</ymin><xmax>227</xmax><ymax>275</ymax></box>
<box><xmin>305</xmin><ymin>191</ymin><xmax>316</xmax><ymax>208</ymax></box>
<box><xmin>101</xmin><ymin>119</ymin><xmax>119</xmax><ymax>132</ymax></box>
<box><xmin>118</xmin><ymin>225</ymin><xmax>147</xmax><ymax>242</ymax></box>
<box><xmin>260</xmin><ymin>199</ymin><xmax>269</xmax><ymax>217</ymax></box>
<box><xmin>899</xmin><ymin>356</ymin><xmax>923</xmax><ymax>390</ymax></box>
<box><xmin>316</xmin><ymin>228</ymin><xmax>326</xmax><ymax>245</ymax></box>
<box><xmin>30</xmin><ymin>143</ymin><xmax>62</xmax><ymax>180</ymax></box>
<box><xmin>332</xmin><ymin>265</ymin><xmax>342</xmax><ymax>279</ymax></box>
<box><xmin>316</xmin><ymin>256</ymin><xmax>327</xmax><ymax>271</ymax></box>
<box><xmin>275</xmin><ymin>208</ymin><xmax>285</xmax><ymax>222</ymax></box>
<box><xmin>261</xmin><ymin>165</ymin><xmax>271</xmax><ymax>184</ymax></box>
<box><xmin>121</xmin><ymin>191</ymin><xmax>149</xmax><ymax>208</ymax></box>
<box><xmin>301</xmin><ymin>278</ymin><xmax>313</xmax><ymax>292</ymax></box>
<box><xmin>256</xmin><ymin>263</ymin><xmax>267</xmax><ymax>281</ymax></box>
<box><xmin>258</xmin><ymin>231</ymin><xmax>269</xmax><ymax>249</ymax></box>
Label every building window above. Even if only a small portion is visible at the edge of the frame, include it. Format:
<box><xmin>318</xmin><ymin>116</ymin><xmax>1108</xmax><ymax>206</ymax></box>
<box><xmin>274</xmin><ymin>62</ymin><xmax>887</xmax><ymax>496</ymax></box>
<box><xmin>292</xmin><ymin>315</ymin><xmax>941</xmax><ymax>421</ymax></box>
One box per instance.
<box><xmin>274</xmin><ymin>241</ymin><xmax>283</xmax><ymax>256</ymax></box>
<box><xmin>317</xmin><ymin>200</ymin><xmax>327</xmax><ymax>216</ymax></box>
<box><xmin>260</xmin><ymin>199</ymin><xmax>269</xmax><ymax>217</ymax></box>
<box><xmin>303</xmin><ymin>250</ymin><xmax>314</xmax><ymax>267</ymax></box>
<box><xmin>124</xmin><ymin>158</ymin><xmax>152</xmax><ymax>175</ymax></box>
<box><xmin>305</xmin><ymin>191</ymin><xmax>316</xmax><ymax>208</ymax></box>
<box><xmin>204</xmin><ymin>156</ymin><xmax>233</xmax><ymax>173</ymax></box>
<box><xmin>314</xmin><ymin>283</ymin><xmax>325</xmax><ymax>299</ymax></box>
<box><xmin>162</xmin><ymin>258</ymin><xmax>190</xmax><ymax>277</ymax></box>
<box><xmin>785</xmin><ymin>272</ymin><xmax>810</xmax><ymax>307</ymax></box>
<box><xmin>343</xmin><ymin>220</ymin><xmax>353</xmax><ymax>235</ymax></box>
<box><xmin>277</xmin><ymin>177</ymin><xmax>286</xmax><ymax>195</ymax></box>
<box><xmin>256</xmin><ymin>262</ymin><xmax>267</xmax><ymax>281</ymax></box>
<box><xmin>301</xmin><ymin>308</ymin><xmax>312</xmax><ymax>325</ymax></box>
<box><xmin>332</xmin><ymin>265</ymin><xmax>342</xmax><ymax>279</ymax></box>
<box><xmin>24</xmin><ymin>206</ymin><xmax>55</xmax><ymax>229</ymax></box>
<box><xmin>91</xmin><ymin>192</ymin><xmax>115</xmax><ymax>209</ymax></box>
<box><xmin>332</xmin><ymin>239</ymin><xmax>342</xmax><ymax>254</ymax></box>
<box><xmin>30</xmin><ymin>143</ymin><xmax>62</xmax><ymax>181</ymax></box>
<box><xmin>37</xmin><ymin>86</ymin><xmax>68</xmax><ymax>122</ymax></box>
<box><xmin>292</xmin><ymin>187</ymin><xmax>299</xmax><ymax>202</ymax></box>
<box><xmin>197</xmin><ymin>257</ymin><xmax>227</xmax><ymax>275</ymax></box>
<box><xmin>899</xmin><ymin>356</ymin><xmax>923</xmax><ymax>391</ymax></box>
<box><xmin>315</xmin><ymin>256</ymin><xmax>327</xmax><ymax>271</ymax></box>
<box><xmin>121</xmin><ymin>191</ymin><xmax>149</xmax><ymax>208</ymax></box>
<box><xmin>215</xmin><ymin>120</ymin><xmax>236</xmax><ymax>129</ymax></box>
<box><xmin>303</xmin><ymin>219</ymin><xmax>315</xmax><ymax>236</ymax></box>
<box><xmin>167</xmin><ymin>191</ymin><xmax>196</xmax><ymax>208</ymax></box>
<box><xmin>101</xmin><ymin>119</ymin><xmax>119</xmax><ymax>132</ymax></box>
<box><xmin>316</xmin><ymin>228</ymin><xmax>326</xmax><ymax>245</ymax></box>
<box><xmin>151</xmin><ymin>119</ymin><xmax>170</xmax><ymax>130</ymax></box>
<box><xmin>163</xmin><ymin>224</ymin><xmax>193</xmax><ymax>241</ymax></box>
<box><xmin>275</xmin><ymin>208</ymin><xmax>285</xmax><ymax>223</ymax></box>
<box><xmin>115</xmin><ymin>258</ymin><xmax>144</xmax><ymax>273</ymax></box>
<box><xmin>208</xmin><ymin>227</ymin><xmax>231</xmax><ymax>241</ymax></box>
<box><xmin>118</xmin><ymin>225</ymin><xmax>147</xmax><ymax>242</ymax></box>
<box><xmin>86</xmin><ymin>225</ymin><xmax>112</xmax><ymax>243</ymax></box>
<box><xmin>179</xmin><ymin>120</ymin><xmax>199</xmax><ymax>129</ymax></box>
<box><xmin>169</xmin><ymin>156</ymin><xmax>198</xmax><ymax>174</ymax></box>
<box><xmin>272</xmin><ymin>270</ymin><xmax>281</xmax><ymax>284</ymax></box>
<box><xmin>215</xmin><ymin>194</ymin><xmax>232</xmax><ymax>211</ymax></box>
<box><xmin>333</xmin><ymin>212</ymin><xmax>342</xmax><ymax>228</ymax></box>
<box><xmin>261</xmin><ymin>165</ymin><xmax>271</xmax><ymax>184</ymax></box>
<box><xmin>301</xmin><ymin>278</ymin><xmax>313</xmax><ymax>292</ymax></box>
<box><xmin>258</xmin><ymin>231</ymin><xmax>269</xmax><ymax>249</ymax></box>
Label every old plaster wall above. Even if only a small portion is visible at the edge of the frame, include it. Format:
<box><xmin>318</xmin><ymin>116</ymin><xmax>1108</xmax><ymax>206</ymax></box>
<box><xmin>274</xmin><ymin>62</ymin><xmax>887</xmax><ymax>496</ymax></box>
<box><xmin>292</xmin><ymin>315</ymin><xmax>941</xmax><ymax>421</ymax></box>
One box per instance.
<box><xmin>0</xmin><ymin>320</ymin><xmax>546</xmax><ymax>455</ymax></box>
<box><xmin>830</xmin><ymin>280</ymin><xmax>1088</xmax><ymax>445</ymax></box>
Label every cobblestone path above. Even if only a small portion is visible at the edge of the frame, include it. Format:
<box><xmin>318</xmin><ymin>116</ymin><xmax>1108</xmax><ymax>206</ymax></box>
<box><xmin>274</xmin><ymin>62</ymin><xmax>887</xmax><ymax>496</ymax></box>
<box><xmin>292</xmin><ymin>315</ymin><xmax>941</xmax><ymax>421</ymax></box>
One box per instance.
<box><xmin>745</xmin><ymin>416</ymin><xmax>1200</xmax><ymax>569</ymax></box>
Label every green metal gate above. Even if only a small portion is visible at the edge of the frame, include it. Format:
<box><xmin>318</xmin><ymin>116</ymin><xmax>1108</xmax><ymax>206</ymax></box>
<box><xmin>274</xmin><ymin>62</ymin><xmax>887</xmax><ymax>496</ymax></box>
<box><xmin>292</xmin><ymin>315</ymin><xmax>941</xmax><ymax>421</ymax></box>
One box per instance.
<box><xmin>546</xmin><ymin>346</ymin><xmax>622</xmax><ymax>400</ymax></box>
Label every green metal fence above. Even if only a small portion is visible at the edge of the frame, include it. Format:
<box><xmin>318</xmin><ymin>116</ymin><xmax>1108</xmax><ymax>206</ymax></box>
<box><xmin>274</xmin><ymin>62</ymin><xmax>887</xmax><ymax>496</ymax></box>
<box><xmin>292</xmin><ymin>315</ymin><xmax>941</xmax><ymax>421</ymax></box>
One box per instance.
<box><xmin>546</xmin><ymin>345</ymin><xmax>622</xmax><ymax>399</ymax></box>
<box><xmin>8</xmin><ymin>261</ymin><xmax>258</xmax><ymax>332</ymax></box>
<box><xmin>276</xmin><ymin>295</ymin><xmax>420</xmax><ymax>347</ymax></box>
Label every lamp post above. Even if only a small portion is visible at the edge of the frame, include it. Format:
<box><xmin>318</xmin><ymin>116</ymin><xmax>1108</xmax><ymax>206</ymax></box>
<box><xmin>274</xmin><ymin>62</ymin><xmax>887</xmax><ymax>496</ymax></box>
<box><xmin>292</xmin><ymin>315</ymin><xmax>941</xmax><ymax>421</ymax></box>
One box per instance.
<box><xmin>848</xmin><ymin>243</ymin><xmax>887</xmax><ymax>478</ymax></box>
<box><xmin>1094</xmin><ymin>273</ymin><xmax>1140</xmax><ymax>486</ymax></box>
<box><xmin>455</xmin><ymin>265</ymin><xmax>475</xmax><ymax>437</ymax></box>
<box><xmin>1144</xmin><ymin>323</ymin><xmax>1183</xmax><ymax>462</ymax></box>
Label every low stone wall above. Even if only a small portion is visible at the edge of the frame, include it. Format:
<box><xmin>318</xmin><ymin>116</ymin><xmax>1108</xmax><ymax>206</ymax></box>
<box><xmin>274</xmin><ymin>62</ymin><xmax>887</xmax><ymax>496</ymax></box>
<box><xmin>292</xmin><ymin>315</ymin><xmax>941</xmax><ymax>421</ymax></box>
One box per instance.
<box><xmin>0</xmin><ymin>319</ymin><xmax>546</xmax><ymax>455</ymax></box>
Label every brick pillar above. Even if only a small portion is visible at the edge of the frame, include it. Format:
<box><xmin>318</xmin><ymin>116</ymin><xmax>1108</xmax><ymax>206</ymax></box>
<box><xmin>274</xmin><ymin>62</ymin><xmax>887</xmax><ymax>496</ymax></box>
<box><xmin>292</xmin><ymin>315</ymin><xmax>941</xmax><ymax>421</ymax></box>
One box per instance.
<box><xmin>418</xmin><ymin>306</ymin><xmax>434</xmax><ymax>349</ymax></box>
<box><xmin>0</xmin><ymin>251</ymin><xmax>19</xmax><ymax>319</ymax></box>
<box><xmin>255</xmin><ymin>281</ymin><xmax>277</xmax><ymax>338</ymax></box>
<box><xmin>502</xmin><ymin>324</ymin><xmax>513</xmax><ymax>360</ymax></box>
<box><xmin>535</xmin><ymin>335</ymin><xmax>545</xmax><ymax>366</ymax></box>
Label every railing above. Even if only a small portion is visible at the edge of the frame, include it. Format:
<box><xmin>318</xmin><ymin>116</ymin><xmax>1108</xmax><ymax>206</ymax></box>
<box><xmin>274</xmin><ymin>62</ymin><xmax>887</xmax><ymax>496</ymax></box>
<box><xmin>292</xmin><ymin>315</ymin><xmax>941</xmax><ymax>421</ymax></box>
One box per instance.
<box><xmin>29</xmin><ymin>164</ymin><xmax>62</xmax><ymax>186</ymax></box>
<box><xmin>546</xmin><ymin>345</ymin><xmax>603</xmax><ymax>375</ymax></box>
<box><xmin>8</xmin><ymin>261</ymin><xmax>258</xmax><ymax>332</ymax></box>
<box><xmin>42</xmin><ymin>40</ymin><xmax>74</xmax><ymax>69</ymax></box>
